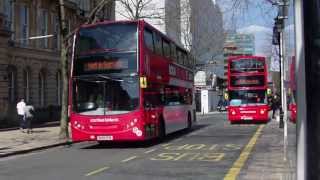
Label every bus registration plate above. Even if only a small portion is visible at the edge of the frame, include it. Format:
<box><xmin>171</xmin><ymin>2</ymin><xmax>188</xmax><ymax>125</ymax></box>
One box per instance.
<box><xmin>97</xmin><ymin>135</ymin><xmax>113</xmax><ymax>141</ymax></box>
<box><xmin>241</xmin><ymin>116</ymin><xmax>253</xmax><ymax>120</ymax></box>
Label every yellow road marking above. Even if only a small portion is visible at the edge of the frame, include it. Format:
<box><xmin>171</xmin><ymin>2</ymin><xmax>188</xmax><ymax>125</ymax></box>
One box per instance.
<box><xmin>121</xmin><ymin>156</ymin><xmax>138</xmax><ymax>162</ymax></box>
<box><xmin>145</xmin><ymin>149</ymin><xmax>157</xmax><ymax>154</ymax></box>
<box><xmin>85</xmin><ymin>166</ymin><xmax>109</xmax><ymax>176</ymax></box>
<box><xmin>224</xmin><ymin>125</ymin><xmax>265</xmax><ymax>180</ymax></box>
<box><xmin>162</xmin><ymin>143</ymin><xmax>172</xmax><ymax>147</ymax></box>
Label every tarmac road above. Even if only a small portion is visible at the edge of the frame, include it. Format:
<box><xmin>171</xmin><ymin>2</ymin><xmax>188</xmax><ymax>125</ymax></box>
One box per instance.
<box><xmin>0</xmin><ymin>113</ymin><xmax>293</xmax><ymax>180</ymax></box>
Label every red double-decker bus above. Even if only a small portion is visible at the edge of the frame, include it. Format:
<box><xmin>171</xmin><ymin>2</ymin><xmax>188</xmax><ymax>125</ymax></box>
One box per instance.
<box><xmin>227</xmin><ymin>56</ymin><xmax>269</xmax><ymax>123</ymax></box>
<box><xmin>69</xmin><ymin>20</ymin><xmax>196</xmax><ymax>142</ymax></box>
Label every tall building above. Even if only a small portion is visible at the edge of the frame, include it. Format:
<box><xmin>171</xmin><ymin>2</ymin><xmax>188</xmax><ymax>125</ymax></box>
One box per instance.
<box><xmin>181</xmin><ymin>0</ymin><xmax>224</xmax><ymax>63</ymax></box>
<box><xmin>0</xmin><ymin>0</ymin><xmax>114</xmax><ymax>126</ymax></box>
<box><xmin>223</xmin><ymin>33</ymin><xmax>255</xmax><ymax>79</ymax></box>
<box><xmin>115</xmin><ymin>0</ymin><xmax>181</xmax><ymax>44</ymax></box>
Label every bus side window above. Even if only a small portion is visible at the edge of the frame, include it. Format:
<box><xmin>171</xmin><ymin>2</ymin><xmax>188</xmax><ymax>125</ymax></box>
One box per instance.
<box><xmin>162</xmin><ymin>39</ymin><xmax>171</xmax><ymax>58</ymax></box>
<box><xmin>144</xmin><ymin>28</ymin><xmax>154</xmax><ymax>52</ymax></box>
<box><xmin>188</xmin><ymin>55</ymin><xmax>192</xmax><ymax>68</ymax></box>
<box><xmin>177</xmin><ymin>49</ymin><xmax>182</xmax><ymax>65</ymax></box>
<box><xmin>154</xmin><ymin>33</ymin><xmax>162</xmax><ymax>56</ymax></box>
<box><xmin>176</xmin><ymin>48</ymin><xmax>180</xmax><ymax>64</ymax></box>
<box><xmin>171</xmin><ymin>43</ymin><xmax>177</xmax><ymax>62</ymax></box>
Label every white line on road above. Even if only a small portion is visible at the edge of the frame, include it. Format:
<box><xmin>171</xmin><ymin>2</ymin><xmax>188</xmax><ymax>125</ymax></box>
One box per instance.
<box><xmin>85</xmin><ymin>166</ymin><xmax>110</xmax><ymax>176</ymax></box>
<box><xmin>121</xmin><ymin>156</ymin><xmax>138</xmax><ymax>162</ymax></box>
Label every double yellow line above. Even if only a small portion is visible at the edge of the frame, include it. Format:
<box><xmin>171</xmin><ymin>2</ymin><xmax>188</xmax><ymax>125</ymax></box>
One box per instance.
<box><xmin>224</xmin><ymin>125</ymin><xmax>265</xmax><ymax>180</ymax></box>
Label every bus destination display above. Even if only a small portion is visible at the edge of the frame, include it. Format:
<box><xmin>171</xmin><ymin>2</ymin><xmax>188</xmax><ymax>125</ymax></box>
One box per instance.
<box><xmin>83</xmin><ymin>59</ymin><xmax>128</xmax><ymax>71</ymax></box>
<box><xmin>230</xmin><ymin>75</ymin><xmax>265</xmax><ymax>87</ymax></box>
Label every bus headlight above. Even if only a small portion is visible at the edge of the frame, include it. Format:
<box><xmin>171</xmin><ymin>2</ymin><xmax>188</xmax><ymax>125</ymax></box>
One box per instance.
<box><xmin>231</xmin><ymin>110</ymin><xmax>236</xmax><ymax>115</ymax></box>
<box><xmin>260</xmin><ymin>109</ymin><xmax>266</xmax><ymax>115</ymax></box>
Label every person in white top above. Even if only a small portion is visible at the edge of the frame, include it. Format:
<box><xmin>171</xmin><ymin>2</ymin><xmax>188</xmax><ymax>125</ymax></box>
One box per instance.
<box><xmin>16</xmin><ymin>99</ymin><xmax>26</xmax><ymax>132</ymax></box>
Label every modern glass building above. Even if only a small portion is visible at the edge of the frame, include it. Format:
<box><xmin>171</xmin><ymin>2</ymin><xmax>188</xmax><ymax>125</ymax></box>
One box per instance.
<box><xmin>223</xmin><ymin>33</ymin><xmax>255</xmax><ymax>80</ymax></box>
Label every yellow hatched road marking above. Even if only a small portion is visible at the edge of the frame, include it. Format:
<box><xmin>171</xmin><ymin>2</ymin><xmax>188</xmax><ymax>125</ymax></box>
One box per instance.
<box><xmin>224</xmin><ymin>125</ymin><xmax>265</xmax><ymax>180</ymax></box>
<box><xmin>162</xmin><ymin>143</ymin><xmax>172</xmax><ymax>147</ymax></box>
<box><xmin>85</xmin><ymin>166</ymin><xmax>110</xmax><ymax>176</ymax></box>
<box><xmin>121</xmin><ymin>156</ymin><xmax>138</xmax><ymax>162</ymax></box>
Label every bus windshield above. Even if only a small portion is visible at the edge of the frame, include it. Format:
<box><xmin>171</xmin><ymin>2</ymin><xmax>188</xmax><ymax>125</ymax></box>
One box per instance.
<box><xmin>72</xmin><ymin>75</ymin><xmax>139</xmax><ymax>115</ymax></box>
<box><xmin>76</xmin><ymin>23</ymin><xmax>137</xmax><ymax>54</ymax></box>
<box><xmin>229</xmin><ymin>90</ymin><xmax>266</xmax><ymax>106</ymax></box>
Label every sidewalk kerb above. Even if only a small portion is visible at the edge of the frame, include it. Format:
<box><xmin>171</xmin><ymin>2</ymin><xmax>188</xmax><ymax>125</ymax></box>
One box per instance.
<box><xmin>0</xmin><ymin>141</ymin><xmax>73</xmax><ymax>158</ymax></box>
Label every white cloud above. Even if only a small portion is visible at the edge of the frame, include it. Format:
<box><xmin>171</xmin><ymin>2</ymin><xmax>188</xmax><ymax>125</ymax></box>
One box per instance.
<box><xmin>237</xmin><ymin>25</ymin><xmax>273</xmax><ymax>56</ymax></box>
<box><xmin>237</xmin><ymin>25</ymin><xmax>272</xmax><ymax>34</ymax></box>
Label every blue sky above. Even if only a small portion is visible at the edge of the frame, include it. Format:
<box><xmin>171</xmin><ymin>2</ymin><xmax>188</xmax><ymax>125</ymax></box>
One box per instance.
<box><xmin>216</xmin><ymin>0</ymin><xmax>277</xmax><ymax>30</ymax></box>
<box><xmin>216</xmin><ymin>0</ymin><xmax>277</xmax><ymax>56</ymax></box>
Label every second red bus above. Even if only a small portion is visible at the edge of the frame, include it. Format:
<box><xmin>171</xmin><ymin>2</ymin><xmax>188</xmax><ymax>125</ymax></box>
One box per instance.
<box><xmin>227</xmin><ymin>56</ymin><xmax>269</xmax><ymax>124</ymax></box>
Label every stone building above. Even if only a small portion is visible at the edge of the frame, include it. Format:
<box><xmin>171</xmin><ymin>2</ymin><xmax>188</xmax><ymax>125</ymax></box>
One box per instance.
<box><xmin>0</xmin><ymin>0</ymin><xmax>115</xmax><ymax>127</ymax></box>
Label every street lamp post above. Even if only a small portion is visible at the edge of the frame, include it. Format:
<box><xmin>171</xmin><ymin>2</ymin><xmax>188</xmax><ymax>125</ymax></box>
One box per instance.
<box><xmin>274</xmin><ymin>0</ymin><xmax>289</xmax><ymax>161</ymax></box>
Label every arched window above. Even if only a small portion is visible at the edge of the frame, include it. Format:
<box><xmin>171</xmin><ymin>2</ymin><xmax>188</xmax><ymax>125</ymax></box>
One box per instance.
<box><xmin>38</xmin><ymin>69</ymin><xmax>47</xmax><ymax>106</ymax></box>
<box><xmin>23</xmin><ymin>67</ymin><xmax>31</xmax><ymax>103</ymax></box>
<box><xmin>7</xmin><ymin>65</ymin><xmax>17</xmax><ymax>103</ymax></box>
<box><xmin>56</xmin><ymin>70</ymin><xmax>62</xmax><ymax>105</ymax></box>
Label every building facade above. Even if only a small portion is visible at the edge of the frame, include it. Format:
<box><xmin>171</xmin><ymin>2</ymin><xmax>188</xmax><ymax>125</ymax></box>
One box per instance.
<box><xmin>0</xmin><ymin>0</ymin><xmax>115</xmax><ymax>127</ymax></box>
<box><xmin>181</xmin><ymin>0</ymin><xmax>224</xmax><ymax>63</ymax></box>
<box><xmin>223</xmin><ymin>33</ymin><xmax>255</xmax><ymax>79</ymax></box>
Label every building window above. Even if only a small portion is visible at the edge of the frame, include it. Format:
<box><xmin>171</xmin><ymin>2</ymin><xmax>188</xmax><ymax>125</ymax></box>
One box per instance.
<box><xmin>52</xmin><ymin>15</ymin><xmax>60</xmax><ymax>50</ymax></box>
<box><xmin>38</xmin><ymin>9</ymin><xmax>48</xmax><ymax>48</ymax></box>
<box><xmin>7</xmin><ymin>66</ymin><xmax>17</xmax><ymax>103</ymax></box>
<box><xmin>20</xmin><ymin>4</ymin><xmax>29</xmax><ymax>46</ymax></box>
<box><xmin>38</xmin><ymin>69</ymin><xmax>46</xmax><ymax>106</ymax></box>
<box><xmin>56</xmin><ymin>71</ymin><xmax>62</xmax><ymax>105</ymax></box>
<box><xmin>23</xmin><ymin>67</ymin><xmax>31</xmax><ymax>103</ymax></box>
<box><xmin>3</xmin><ymin>0</ymin><xmax>14</xmax><ymax>33</ymax></box>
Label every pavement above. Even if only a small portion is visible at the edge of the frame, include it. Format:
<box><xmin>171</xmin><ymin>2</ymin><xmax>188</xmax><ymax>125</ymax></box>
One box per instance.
<box><xmin>238</xmin><ymin>118</ymin><xmax>296</xmax><ymax>179</ymax></box>
<box><xmin>0</xmin><ymin>125</ymin><xmax>70</xmax><ymax>158</ymax></box>
<box><xmin>0</xmin><ymin>113</ymin><xmax>296</xmax><ymax>179</ymax></box>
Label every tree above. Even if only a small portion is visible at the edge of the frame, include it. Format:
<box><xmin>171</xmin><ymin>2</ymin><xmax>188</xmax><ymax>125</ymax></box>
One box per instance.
<box><xmin>116</xmin><ymin>0</ymin><xmax>163</xmax><ymax>20</ymax></box>
<box><xmin>220</xmin><ymin>0</ymin><xmax>276</xmax><ymax>30</ymax></box>
<box><xmin>116</xmin><ymin>0</ymin><xmax>181</xmax><ymax>46</ymax></box>
<box><xmin>57</xmin><ymin>0</ymin><xmax>113</xmax><ymax>139</ymax></box>
<box><xmin>57</xmin><ymin>0</ymin><xmax>69</xmax><ymax>140</ymax></box>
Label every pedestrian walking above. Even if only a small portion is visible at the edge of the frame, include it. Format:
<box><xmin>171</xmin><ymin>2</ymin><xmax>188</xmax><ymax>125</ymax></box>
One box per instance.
<box><xmin>16</xmin><ymin>98</ymin><xmax>26</xmax><ymax>132</ymax></box>
<box><xmin>24</xmin><ymin>103</ymin><xmax>35</xmax><ymax>134</ymax></box>
<box><xmin>271</xmin><ymin>94</ymin><xmax>281</xmax><ymax>119</ymax></box>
